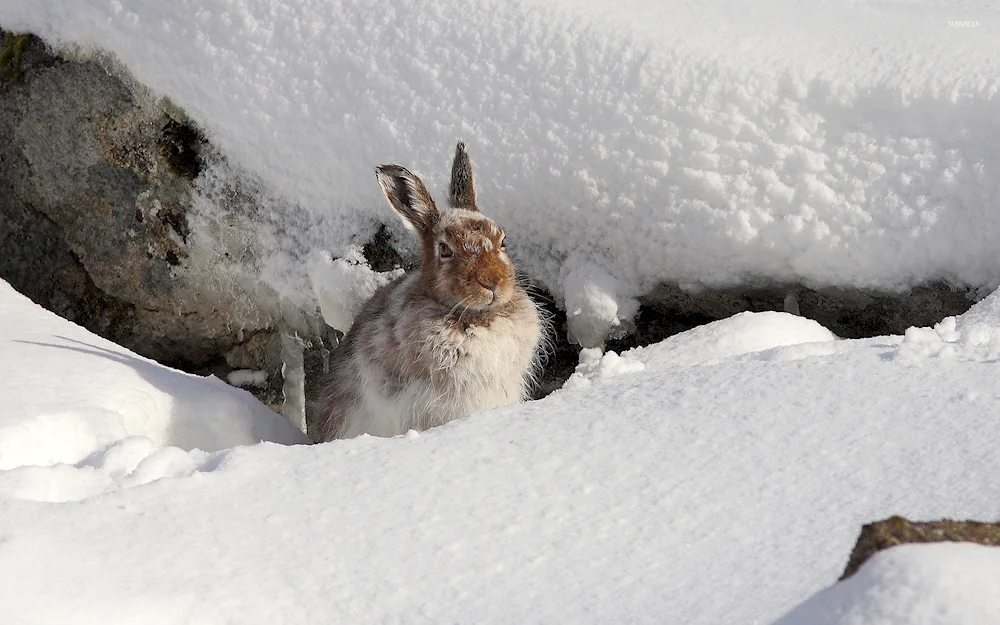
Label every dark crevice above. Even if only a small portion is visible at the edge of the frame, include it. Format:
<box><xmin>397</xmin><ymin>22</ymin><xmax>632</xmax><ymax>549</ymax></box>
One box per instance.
<box><xmin>361</xmin><ymin>223</ymin><xmax>405</xmax><ymax>272</ymax></box>
<box><xmin>159</xmin><ymin>119</ymin><xmax>205</xmax><ymax>180</ymax></box>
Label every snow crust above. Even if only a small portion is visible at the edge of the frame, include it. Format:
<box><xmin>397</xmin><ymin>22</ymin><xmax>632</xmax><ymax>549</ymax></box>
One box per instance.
<box><xmin>776</xmin><ymin>543</ymin><xmax>1000</xmax><ymax>625</ymax></box>
<box><xmin>4</xmin><ymin>281</ymin><xmax>1000</xmax><ymax>623</ymax></box>
<box><xmin>0</xmin><ymin>279</ymin><xmax>307</xmax><ymax>473</ymax></box>
<box><xmin>4</xmin><ymin>0</ymin><xmax>1000</xmax><ymax>327</ymax></box>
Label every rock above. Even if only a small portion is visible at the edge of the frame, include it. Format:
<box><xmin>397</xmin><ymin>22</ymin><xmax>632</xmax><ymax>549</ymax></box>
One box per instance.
<box><xmin>0</xmin><ymin>30</ymin><xmax>283</xmax><ymax>398</ymax></box>
<box><xmin>841</xmin><ymin>516</ymin><xmax>1000</xmax><ymax>579</ymax></box>
<box><xmin>605</xmin><ymin>282</ymin><xmax>976</xmax><ymax>354</ymax></box>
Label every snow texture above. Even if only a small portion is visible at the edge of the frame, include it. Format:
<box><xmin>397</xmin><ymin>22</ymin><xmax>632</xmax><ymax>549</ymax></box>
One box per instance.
<box><xmin>308</xmin><ymin>245</ymin><xmax>404</xmax><ymax>333</ymax></box>
<box><xmin>776</xmin><ymin>543</ymin><xmax>1000</xmax><ymax>625</ymax></box>
<box><xmin>4</xmin><ymin>279</ymin><xmax>1000</xmax><ymax>623</ymax></box>
<box><xmin>4</xmin><ymin>0</ymin><xmax>1000</xmax><ymax>328</ymax></box>
<box><xmin>0</xmin><ymin>279</ymin><xmax>307</xmax><ymax>473</ymax></box>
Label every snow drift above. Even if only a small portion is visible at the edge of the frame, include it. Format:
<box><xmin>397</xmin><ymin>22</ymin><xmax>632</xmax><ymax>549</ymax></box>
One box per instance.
<box><xmin>0</xmin><ymin>279</ymin><xmax>307</xmax><ymax>476</ymax></box>
<box><xmin>3</xmin><ymin>0</ymin><xmax>1000</xmax><ymax>327</ymax></box>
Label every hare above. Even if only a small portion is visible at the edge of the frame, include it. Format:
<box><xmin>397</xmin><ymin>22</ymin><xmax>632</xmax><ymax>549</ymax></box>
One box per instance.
<box><xmin>314</xmin><ymin>142</ymin><xmax>542</xmax><ymax>441</ymax></box>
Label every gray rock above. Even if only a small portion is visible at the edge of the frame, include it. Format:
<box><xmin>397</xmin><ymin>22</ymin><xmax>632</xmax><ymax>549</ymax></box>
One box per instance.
<box><xmin>0</xmin><ymin>31</ymin><xmax>277</xmax><ymax>387</ymax></box>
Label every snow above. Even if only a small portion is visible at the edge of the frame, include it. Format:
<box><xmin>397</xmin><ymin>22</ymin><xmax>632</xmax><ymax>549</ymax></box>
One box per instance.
<box><xmin>562</xmin><ymin>346</ymin><xmax>646</xmax><ymax>390</ymax></box>
<box><xmin>3</xmin><ymin>0</ymin><xmax>1000</xmax><ymax>621</ymax></box>
<box><xmin>4</xmin><ymin>0</ymin><xmax>1000</xmax><ymax>328</ymax></box>
<box><xmin>307</xmin><ymin>245</ymin><xmax>404</xmax><ymax>333</ymax></box>
<box><xmin>631</xmin><ymin>310</ymin><xmax>839</xmax><ymax>369</ymax></box>
<box><xmin>0</xmin><ymin>279</ymin><xmax>307</xmax><ymax>473</ymax></box>
<box><xmin>562</xmin><ymin>260</ymin><xmax>639</xmax><ymax>347</ymax></box>
<box><xmin>564</xmin><ymin>310</ymin><xmax>837</xmax><ymax>389</ymax></box>
<box><xmin>776</xmin><ymin>543</ymin><xmax>1000</xmax><ymax>625</ymax></box>
<box><xmin>4</xmin><ymin>273</ymin><xmax>1000</xmax><ymax>622</ymax></box>
<box><xmin>226</xmin><ymin>369</ymin><xmax>268</xmax><ymax>388</ymax></box>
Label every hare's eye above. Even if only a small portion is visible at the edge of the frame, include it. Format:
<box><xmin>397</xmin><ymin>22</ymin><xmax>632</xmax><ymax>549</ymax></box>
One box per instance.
<box><xmin>499</xmin><ymin>236</ymin><xmax>507</xmax><ymax>250</ymax></box>
<box><xmin>438</xmin><ymin>242</ymin><xmax>453</xmax><ymax>258</ymax></box>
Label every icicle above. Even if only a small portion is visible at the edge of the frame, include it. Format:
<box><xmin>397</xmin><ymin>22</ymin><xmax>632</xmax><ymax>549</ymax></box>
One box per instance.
<box><xmin>279</xmin><ymin>327</ymin><xmax>307</xmax><ymax>435</ymax></box>
<box><xmin>784</xmin><ymin>292</ymin><xmax>801</xmax><ymax>316</ymax></box>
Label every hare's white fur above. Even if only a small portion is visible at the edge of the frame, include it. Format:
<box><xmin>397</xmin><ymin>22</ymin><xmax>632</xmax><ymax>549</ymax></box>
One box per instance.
<box><xmin>338</xmin><ymin>276</ymin><xmax>539</xmax><ymax>438</ymax></box>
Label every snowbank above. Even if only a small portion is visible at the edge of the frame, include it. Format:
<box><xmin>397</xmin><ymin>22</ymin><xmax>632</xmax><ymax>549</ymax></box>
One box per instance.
<box><xmin>0</xmin><ymin>278</ymin><xmax>307</xmax><ymax>474</ymax></box>
<box><xmin>3</xmin><ymin>0</ymin><xmax>1000</xmax><ymax>325</ymax></box>
<box><xmin>563</xmin><ymin>310</ymin><xmax>837</xmax><ymax>388</ymax></box>
<box><xmin>3</xmin><ymin>294</ymin><xmax>1000</xmax><ymax>622</ymax></box>
<box><xmin>776</xmin><ymin>543</ymin><xmax>1000</xmax><ymax>625</ymax></box>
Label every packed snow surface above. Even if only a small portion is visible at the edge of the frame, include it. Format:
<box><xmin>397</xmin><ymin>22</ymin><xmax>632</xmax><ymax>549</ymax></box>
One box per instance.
<box><xmin>4</xmin><ymin>276</ymin><xmax>1000</xmax><ymax>622</ymax></box>
<box><xmin>4</xmin><ymin>0</ymin><xmax>1000</xmax><ymax>325</ymax></box>
<box><xmin>776</xmin><ymin>543</ymin><xmax>1000</xmax><ymax>625</ymax></box>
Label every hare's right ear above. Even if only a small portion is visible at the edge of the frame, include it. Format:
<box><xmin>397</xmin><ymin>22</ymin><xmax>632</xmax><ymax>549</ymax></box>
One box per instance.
<box><xmin>448</xmin><ymin>141</ymin><xmax>477</xmax><ymax>210</ymax></box>
<box><xmin>375</xmin><ymin>164</ymin><xmax>439</xmax><ymax>232</ymax></box>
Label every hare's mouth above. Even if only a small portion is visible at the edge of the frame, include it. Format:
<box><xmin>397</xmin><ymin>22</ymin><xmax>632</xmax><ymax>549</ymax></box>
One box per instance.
<box><xmin>455</xmin><ymin>287</ymin><xmax>500</xmax><ymax>313</ymax></box>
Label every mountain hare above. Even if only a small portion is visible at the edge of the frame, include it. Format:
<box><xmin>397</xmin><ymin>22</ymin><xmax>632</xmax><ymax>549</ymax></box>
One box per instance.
<box><xmin>314</xmin><ymin>142</ymin><xmax>542</xmax><ymax>441</ymax></box>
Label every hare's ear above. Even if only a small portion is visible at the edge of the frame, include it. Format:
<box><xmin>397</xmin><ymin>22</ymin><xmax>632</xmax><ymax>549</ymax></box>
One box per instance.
<box><xmin>448</xmin><ymin>141</ymin><xmax>477</xmax><ymax>211</ymax></box>
<box><xmin>375</xmin><ymin>165</ymin><xmax>439</xmax><ymax>232</ymax></box>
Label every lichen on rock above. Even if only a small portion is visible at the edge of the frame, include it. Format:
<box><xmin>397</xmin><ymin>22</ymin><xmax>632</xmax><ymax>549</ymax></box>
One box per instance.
<box><xmin>842</xmin><ymin>516</ymin><xmax>1000</xmax><ymax>579</ymax></box>
<box><xmin>0</xmin><ymin>32</ymin><xmax>29</xmax><ymax>83</ymax></box>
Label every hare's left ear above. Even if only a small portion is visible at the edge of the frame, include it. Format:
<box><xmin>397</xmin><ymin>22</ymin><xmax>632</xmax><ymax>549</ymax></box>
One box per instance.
<box><xmin>375</xmin><ymin>164</ymin><xmax>440</xmax><ymax>233</ymax></box>
<box><xmin>448</xmin><ymin>141</ymin><xmax>477</xmax><ymax>211</ymax></box>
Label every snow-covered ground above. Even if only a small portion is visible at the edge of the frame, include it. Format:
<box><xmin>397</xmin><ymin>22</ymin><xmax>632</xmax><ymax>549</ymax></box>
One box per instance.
<box><xmin>3</xmin><ymin>275</ymin><xmax>1000</xmax><ymax>624</ymax></box>
<box><xmin>4</xmin><ymin>0</ymin><xmax>1000</xmax><ymax>326</ymax></box>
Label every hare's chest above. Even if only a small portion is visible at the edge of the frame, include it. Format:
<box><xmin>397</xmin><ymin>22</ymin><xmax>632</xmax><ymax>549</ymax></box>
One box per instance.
<box><xmin>444</xmin><ymin>314</ymin><xmax>540</xmax><ymax>393</ymax></box>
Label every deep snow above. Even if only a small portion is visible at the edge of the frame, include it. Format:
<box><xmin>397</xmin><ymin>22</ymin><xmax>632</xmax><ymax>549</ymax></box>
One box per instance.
<box><xmin>3</xmin><ymin>0</ymin><xmax>1000</xmax><ymax>331</ymax></box>
<box><xmin>3</xmin><ymin>276</ymin><xmax>1000</xmax><ymax>623</ymax></box>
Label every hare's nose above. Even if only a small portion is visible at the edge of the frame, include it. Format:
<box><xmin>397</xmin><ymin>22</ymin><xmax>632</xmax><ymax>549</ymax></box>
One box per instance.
<box><xmin>477</xmin><ymin>278</ymin><xmax>499</xmax><ymax>293</ymax></box>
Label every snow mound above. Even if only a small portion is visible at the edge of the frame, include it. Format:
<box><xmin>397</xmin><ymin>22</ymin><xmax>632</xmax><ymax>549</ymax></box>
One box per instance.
<box><xmin>563</xmin><ymin>311</ymin><xmax>836</xmax><ymax>388</ymax></box>
<box><xmin>562</xmin><ymin>260</ymin><xmax>639</xmax><ymax>348</ymax></box>
<box><xmin>775</xmin><ymin>543</ymin><xmax>1000</xmax><ymax>625</ymax></box>
<box><xmin>4</xmin><ymin>0</ymin><xmax>1000</xmax><ymax>324</ymax></box>
<box><xmin>630</xmin><ymin>310</ymin><xmax>838</xmax><ymax>369</ymax></box>
<box><xmin>0</xmin><ymin>279</ymin><xmax>307</xmax><ymax>471</ymax></box>
<box><xmin>895</xmin><ymin>287</ymin><xmax>1000</xmax><ymax>364</ymax></box>
<box><xmin>562</xmin><ymin>347</ymin><xmax>646</xmax><ymax>390</ymax></box>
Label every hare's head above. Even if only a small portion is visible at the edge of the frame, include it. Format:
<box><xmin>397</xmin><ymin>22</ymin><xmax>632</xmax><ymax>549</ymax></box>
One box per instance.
<box><xmin>375</xmin><ymin>142</ymin><xmax>516</xmax><ymax>312</ymax></box>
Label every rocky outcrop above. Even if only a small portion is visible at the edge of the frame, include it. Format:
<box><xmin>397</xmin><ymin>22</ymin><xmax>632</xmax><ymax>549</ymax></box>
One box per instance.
<box><xmin>0</xmin><ymin>31</ymin><xmax>293</xmax><ymax>405</ymax></box>
<box><xmin>842</xmin><ymin>516</ymin><xmax>1000</xmax><ymax>579</ymax></box>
